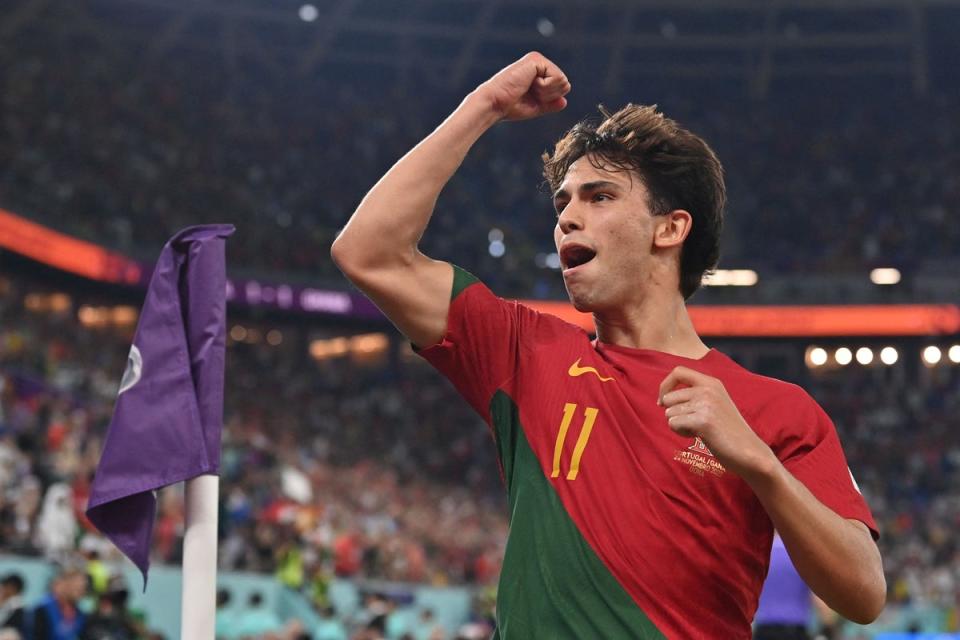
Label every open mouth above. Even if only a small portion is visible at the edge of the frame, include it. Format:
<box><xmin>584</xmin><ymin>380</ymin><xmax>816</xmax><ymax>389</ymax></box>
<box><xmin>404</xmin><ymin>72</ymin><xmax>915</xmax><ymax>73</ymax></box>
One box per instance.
<box><xmin>560</xmin><ymin>244</ymin><xmax>597</xmax><ymax>271</ymax></box>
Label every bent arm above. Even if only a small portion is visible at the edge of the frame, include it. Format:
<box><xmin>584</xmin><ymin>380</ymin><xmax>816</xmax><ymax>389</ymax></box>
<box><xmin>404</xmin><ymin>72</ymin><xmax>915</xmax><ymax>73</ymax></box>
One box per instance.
<box><xmin>331</xmin><ymin>52</ymin><xmax>569</xmax><ymax>347</ymax></box>
<box><xmin>330</xmin><ymin>95</ymin><xmax>499</xmax><ymax>347</ymax></box>
<box><xmin>745</xmin><ymin>459</ymin><xmax>886</xmax><ymax>624</ymax></box>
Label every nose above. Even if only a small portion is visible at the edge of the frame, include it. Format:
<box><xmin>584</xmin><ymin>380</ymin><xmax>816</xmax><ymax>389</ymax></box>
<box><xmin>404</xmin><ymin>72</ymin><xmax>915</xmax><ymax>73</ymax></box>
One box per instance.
<box><xmin>557</xmin><ymin>205</ymin><xmax>583</xmax><ymax>235</ymax></box>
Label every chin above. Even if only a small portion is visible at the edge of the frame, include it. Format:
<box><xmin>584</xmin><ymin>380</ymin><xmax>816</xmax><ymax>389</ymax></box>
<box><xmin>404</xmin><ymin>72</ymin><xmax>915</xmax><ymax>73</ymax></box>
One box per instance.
<box><xmin>565</xmin><ymin>287</ymin><xmax>598</xmax><ymax>313</ymax></box>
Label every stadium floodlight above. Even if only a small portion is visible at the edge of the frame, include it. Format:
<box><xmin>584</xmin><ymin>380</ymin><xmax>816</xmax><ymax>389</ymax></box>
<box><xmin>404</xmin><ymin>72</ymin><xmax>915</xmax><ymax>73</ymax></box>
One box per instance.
<box><xmin>949</xmin><ymin>345</ymin><xmax>960</xmax><ymax>364</ymax></box>
<box><xmin>488</xmin><ymin>228</ymin><xmax>504</xmax><ymax>243</ymax></box>
<box><xmin>806</xmin><ymin>346</ymin><xmax>828</xmax><ymax>368</ymax></box>
<box><xmin>922</xmin><ymin>346</ymin><xmax>942</xmax><ymax>365</ymax></box>
<box><xmin>870</xmin><ymin>268</ymin><xmax>901</xmax><ymax>285</ymax></box>
<box><xmin>835</xmin><ymin>347</ymin><xmax>853</xmax><ymax>366</ymax></box>
<box><xmin>546</xmin><ymin>252</ymin><xmax>562</xmax><ymax>270</ymax></box>
<box><xmin>298</xmin><ymin>4</ymin><xmax>319</xmax><ymax>22</ymax></box>
<box><xmin>350</xmin><ymin>333</ymin><xmax>389</xmax><ymax>354</ymax></box>
<box><xmin>879</xmin><ymin>346</ymin><xmax>898</xmax><ymax>365</ymax></box>
<box><xmin>855</xmin><ymin>347</ymin><xmax>874</xmax><ymax>365</ymax></box>
<box><xmin>537</xmin><ymin>18</ymin><xmax>555</xmax><ymax>37</ymax></box>
<box><xmin>489</xmin><ymin>240</ymin><xmax>506</xmax><ymax>258</ymax></box>
<box><xmin>229</xmin><ymin>325</ymin><xmax>247</xmax><ymax>342</ymax></box>
<box><xmin>702</xmin><ymin>269</ymin><xmax>759</xmax><ymax>287</ymax></box>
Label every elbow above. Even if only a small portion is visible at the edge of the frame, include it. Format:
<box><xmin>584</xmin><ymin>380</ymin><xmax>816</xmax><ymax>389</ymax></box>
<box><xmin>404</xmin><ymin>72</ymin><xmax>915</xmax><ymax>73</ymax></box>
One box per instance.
<box><xmin>330</xmin><ymin>234</ymin><xmax>353</xmax><ymax>272</ymax></box>
<box><xmin>330</xmin><ymin>232</ymin><xmax>414</xmax><ymax>282</ymax></box>
<box><xmin>844</xmin><ymin>572</ymin><xmax>887</xmax><ymax>625</ymax></box>
<box><xmin>330</xmin><ymin>231</ymin><xmax>371</xmax><ymax>278</ymax></box>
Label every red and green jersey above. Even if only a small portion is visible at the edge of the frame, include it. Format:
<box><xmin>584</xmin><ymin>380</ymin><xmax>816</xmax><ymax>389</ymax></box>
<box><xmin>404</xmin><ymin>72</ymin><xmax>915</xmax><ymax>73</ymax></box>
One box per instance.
<box><xmin>418</xmin><ymin>267</ymin><xmax>878</xmax><ymax>639</ymax></box>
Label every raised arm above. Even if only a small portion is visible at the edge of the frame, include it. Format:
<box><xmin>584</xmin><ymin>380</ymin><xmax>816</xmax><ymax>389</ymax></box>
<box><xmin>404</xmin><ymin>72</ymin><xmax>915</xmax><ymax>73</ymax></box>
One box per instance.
<box><xmin>330</xmin><ymin>52</ymin><xmax>570</xmax><ymax>347</ymax></box>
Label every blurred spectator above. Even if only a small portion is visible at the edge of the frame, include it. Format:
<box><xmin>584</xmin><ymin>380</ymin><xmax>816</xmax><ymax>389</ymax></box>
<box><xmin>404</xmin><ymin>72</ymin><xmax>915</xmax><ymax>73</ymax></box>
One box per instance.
<box><xmin>27</xmin><ymin>565</ymin><xmax>87</xmax><ymax>640</ymax></box>
<box><xmin>34</xmin><ymin>484</ymin><xmax>77</xmax><ymax>563</ymax></box>
<box><xmin>78</xmin><ymin>575</ymin><xmax>140</xmax><ymax>640</ymax></box>
<box><xmin>0</xmin><ymin>573</ymin><xmax>26</xmax><ymax>633</ymax></box>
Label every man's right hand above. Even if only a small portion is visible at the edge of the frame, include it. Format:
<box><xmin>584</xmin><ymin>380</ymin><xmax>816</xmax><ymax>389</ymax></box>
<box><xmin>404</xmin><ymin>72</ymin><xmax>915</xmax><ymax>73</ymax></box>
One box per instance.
<box><xmin>475</xmin><ymin>52</ymin><xmax>571</xmax><ymax>122</ymax></box>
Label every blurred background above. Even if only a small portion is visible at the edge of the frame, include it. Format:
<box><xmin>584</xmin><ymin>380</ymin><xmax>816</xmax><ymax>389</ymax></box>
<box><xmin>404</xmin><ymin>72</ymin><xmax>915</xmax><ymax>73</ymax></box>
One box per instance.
<box><xmin>1</xmin><ymin>0</ymin><xmax>959</xmax><ymax>638</ymax></box>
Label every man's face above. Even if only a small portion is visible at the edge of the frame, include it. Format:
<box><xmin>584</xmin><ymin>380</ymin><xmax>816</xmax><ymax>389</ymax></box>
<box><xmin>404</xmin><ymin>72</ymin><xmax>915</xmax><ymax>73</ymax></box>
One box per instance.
<box><xmin>552</xmin><ymin>154</ymin><xmax>661</xmax><ymax>312</ymax></box>
<box><xmin>64</xmin><ymin>573</ymin><xmax>87</xmax><ymax>602</ymax></box>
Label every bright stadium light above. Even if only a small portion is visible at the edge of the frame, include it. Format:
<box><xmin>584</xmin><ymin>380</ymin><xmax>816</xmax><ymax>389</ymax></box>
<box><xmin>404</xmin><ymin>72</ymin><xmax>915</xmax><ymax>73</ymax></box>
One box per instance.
<box><xmin>489</xmin><ymin>240</ymin><xmax>506</xmax><ymax>258</ymax></box>
<box><xmin>949</xmin><ymin>345</ymin><xmax>960</xmax><ymax>364</ymax></box>
<box><xmin>922</xmin><ymin>346</ymin><xmax>942</xmax><ymax>365</ymax></box>
<box><xmin>879</xmin><ymin>346</ymin><xmax>899</xmax><ymax>365</ymax></box>
<box><xmin>537</xmin><ymin>18</ymin><xmax>555</xmax><ymax>37</ymax></box>
<box><xmin>702</xmin><ymin>269</ymin><xmax>759</xmax><ymax>287</ymax></box>
<box><xmin>806</xmin><ymin>346</ymin><xmax>828</xmax><ymax>368</ymax></box>
<box><xmin>546</xmin><ymin>252</ymin><xmax>561</xmax><ymax>270</ymax></box>
<box><xmin>870</xmin><ymin>268</ymin><xmax>901</xmax><ymax>285</ymax></box>
<box><xmin>488</xmin><ymin>228</ymin><xmax>504</xmax><ymax>243</ymax></box>
<box><xmin>835</xmin><ymin>347</ymin><xmax>853</xmax><ymax>366</ymax></box>
<box><xmin>299</xmin><ymin>4</ymin><xmax>319</xmax><ymax>22</ymax></box>
<box><xmin>855</xmin><ymin>347</ymin><xmax>874</xmax><ymax>365</ymax></box>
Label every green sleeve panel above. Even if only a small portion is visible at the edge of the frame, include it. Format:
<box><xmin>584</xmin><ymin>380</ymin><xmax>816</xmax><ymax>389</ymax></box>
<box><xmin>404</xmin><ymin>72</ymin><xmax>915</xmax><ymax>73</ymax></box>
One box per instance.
<box><xmin>488</xmin><ymin>391</ymin><xmax>665</xmax><ymax>640</ymax></box>
<box><xmin>450</xmin><ymin>263</ymin><xmax>480</xmax><ymax>301</ymax></box>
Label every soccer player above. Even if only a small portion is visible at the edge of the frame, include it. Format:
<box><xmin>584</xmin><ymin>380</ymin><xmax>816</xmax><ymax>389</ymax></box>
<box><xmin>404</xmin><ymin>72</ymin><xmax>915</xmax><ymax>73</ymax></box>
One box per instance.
<box><xmin>331</xmin><ymin>52</ymin><xmax>884</xmax><ymax>638</ymax></box>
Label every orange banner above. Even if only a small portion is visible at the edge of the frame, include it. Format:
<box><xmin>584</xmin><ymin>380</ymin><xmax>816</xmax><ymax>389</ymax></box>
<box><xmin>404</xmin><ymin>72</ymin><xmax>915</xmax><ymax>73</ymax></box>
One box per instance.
<box><xmin>0</xmin><ymin>208</ymin><xmax>142</xmax><ymax>284</ymax></box>
<box><xmin>3</xmin><ymin>206</ymin><xmax>957</xmax><ymax>337</ymax></box>
<box><xmin>525</xmin><ymin>301</ymin><xmax>960</xmax><ymax>337</ymax></box>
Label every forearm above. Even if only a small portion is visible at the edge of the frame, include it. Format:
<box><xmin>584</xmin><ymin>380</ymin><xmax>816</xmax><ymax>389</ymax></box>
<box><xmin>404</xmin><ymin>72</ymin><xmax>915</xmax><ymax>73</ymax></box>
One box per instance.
<box><xmin>745</xmin><ymin>456</ymin><xmax>885</xmax><ymax>623</ymax></box>
<box><xmin>331</xmin><ymin>92</ymin><xmax>500</xmax><ymax>271</ymax></box>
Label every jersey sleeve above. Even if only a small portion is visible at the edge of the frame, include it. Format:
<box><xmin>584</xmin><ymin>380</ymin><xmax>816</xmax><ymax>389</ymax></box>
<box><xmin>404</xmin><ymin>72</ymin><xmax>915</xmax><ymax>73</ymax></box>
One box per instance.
<box><xmin>777</xmin><ymin>391</ymin><xmax>880</xmax><ymax>540</ymax></box>
<box><xmin>415</xmin><ymin>264</ymin><xmax>529</xmax><ymax>424</ymax></box>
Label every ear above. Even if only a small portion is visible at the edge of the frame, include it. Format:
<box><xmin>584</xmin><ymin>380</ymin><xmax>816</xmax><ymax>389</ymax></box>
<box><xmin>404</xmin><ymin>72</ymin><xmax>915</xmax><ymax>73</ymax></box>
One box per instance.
<box><xmin>652</xmin><ymin>210</ymin><xmax>692</xmax><ymax>249</ymax></box>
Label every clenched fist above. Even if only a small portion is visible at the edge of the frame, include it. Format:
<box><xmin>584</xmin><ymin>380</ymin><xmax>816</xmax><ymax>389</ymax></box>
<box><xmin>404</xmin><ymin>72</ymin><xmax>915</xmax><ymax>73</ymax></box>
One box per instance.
<box><xmin>475</xmin><ymin>52</ymin><xmax>571</xmax><ymax>121</ymax></box>
<box><xmin>658</xmin><ymin>366</ymin><xmax>777</xmax><ymax>482</ymax></box>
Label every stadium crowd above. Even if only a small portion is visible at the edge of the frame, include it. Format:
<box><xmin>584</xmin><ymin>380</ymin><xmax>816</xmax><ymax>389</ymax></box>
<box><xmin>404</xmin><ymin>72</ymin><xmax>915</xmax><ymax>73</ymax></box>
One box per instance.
<box><xmin>2</xmin><ymin>274</ymin><xmax>960</xmax><ymax>635</ymax></box>
<box><xmin>2</xmin><ymin>26</ymin><xmax>960</xmax><ymax>300</ymax></box>
<box><xmin>0</xmin><ymin>278</ymin><xmax>502</xmax><ymax>638</ymax></box>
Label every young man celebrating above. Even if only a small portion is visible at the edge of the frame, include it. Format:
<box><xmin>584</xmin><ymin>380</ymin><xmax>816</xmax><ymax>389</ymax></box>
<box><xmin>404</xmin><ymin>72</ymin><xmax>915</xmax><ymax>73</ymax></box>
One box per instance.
<box><xmin>332</xmin><ymin>52</ymin><xmax>884</xmax><ymax>638</ymax></box>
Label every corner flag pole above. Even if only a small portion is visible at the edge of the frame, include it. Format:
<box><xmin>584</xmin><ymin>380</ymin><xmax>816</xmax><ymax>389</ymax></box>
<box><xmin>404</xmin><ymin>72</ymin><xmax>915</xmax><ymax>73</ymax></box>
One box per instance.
<box><xmin>181</xmin><ymin>474</ymin><xmax>220</xmax><ymax>639</ymax></box>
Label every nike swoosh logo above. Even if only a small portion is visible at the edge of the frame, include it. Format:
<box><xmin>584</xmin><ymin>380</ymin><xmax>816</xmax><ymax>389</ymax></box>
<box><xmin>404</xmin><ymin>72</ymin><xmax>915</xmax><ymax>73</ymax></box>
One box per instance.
<box><xmin>568</xmin><ymin>358</ymin><xmax>614</xmax><ymax>382</ymax></box>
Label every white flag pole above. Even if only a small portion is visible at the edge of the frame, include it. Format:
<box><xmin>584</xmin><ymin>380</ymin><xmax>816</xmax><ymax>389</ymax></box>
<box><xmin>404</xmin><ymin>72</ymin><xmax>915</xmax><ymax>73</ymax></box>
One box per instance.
<box><xmin>181</xmin><ymin>474</ymin><xmax>220</xmax><ymax>639</ymax></box>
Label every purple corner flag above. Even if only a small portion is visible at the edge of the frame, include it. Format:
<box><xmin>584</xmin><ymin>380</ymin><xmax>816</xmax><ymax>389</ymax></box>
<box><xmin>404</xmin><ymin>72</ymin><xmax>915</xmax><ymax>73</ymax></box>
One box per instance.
<box><xmin>87</xmin><ymin>225</ymin><xmax>234</xmax><ymax>585</ymax></box>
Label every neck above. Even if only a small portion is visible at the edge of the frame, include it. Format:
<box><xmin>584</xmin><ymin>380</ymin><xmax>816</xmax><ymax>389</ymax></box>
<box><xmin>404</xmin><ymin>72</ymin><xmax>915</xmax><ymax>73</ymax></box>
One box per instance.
<box><xmin>592</xmin><ymin>289</ymin><xmax>709</xmax><ymax>359</ymax></box>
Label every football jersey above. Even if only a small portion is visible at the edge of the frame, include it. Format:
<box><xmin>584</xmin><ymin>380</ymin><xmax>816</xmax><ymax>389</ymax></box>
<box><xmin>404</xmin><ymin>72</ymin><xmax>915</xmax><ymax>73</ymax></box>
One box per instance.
<box><xmin>417</xmin><ymin>266</ymin><xmax>878</xmax><ymax>639</ymax></box>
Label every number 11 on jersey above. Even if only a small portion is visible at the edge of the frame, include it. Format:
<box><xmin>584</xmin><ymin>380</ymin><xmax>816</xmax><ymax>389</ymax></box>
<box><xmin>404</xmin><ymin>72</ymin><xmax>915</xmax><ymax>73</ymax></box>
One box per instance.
<box><xmin>551</xmin><ymin>403</ymin><xmax>599</xmax><ymax>480</ymax></box>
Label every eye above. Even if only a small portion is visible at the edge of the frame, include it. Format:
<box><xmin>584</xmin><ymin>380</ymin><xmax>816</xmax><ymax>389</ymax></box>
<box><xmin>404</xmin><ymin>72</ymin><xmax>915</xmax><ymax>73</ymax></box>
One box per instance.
<box><xmin>592</xmin><ymin>192</ymin><xmax>613</xmax><ymax>202</ymax></box>
<box><xmin>554</xmin><ymin>201</ymin><xmax>568</xmax><ymax>217</ymax></box>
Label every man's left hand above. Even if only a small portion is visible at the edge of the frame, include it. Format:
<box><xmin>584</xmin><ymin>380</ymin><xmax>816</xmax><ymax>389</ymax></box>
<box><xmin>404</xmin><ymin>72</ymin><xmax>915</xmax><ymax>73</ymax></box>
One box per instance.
<box><xmin>658</xmin><ymin>366</ymin><xmax>777</xmax><ymax>481</ymax></box>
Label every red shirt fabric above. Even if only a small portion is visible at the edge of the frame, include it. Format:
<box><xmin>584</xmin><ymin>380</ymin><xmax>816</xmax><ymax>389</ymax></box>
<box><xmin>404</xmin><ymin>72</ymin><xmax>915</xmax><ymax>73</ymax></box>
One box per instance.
<box><xmin>418</xmin><ymin>274</ymin><xmax>877</xmax><ymax>639</ymax></box>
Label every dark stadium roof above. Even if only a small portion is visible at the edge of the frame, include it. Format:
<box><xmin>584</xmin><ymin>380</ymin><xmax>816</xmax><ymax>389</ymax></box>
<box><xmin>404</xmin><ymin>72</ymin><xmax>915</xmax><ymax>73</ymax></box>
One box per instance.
<box><xmin>5</xmin><ymin>0</ymin><xmax>960</xmax><ymax>96</ymax></box>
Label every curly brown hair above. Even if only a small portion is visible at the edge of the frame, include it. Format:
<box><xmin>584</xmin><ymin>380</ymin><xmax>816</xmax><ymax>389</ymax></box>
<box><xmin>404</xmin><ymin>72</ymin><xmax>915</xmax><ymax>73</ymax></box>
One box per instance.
<box><xmin>543</xmin><ymin>104</ymin><xmax>725</xmax><ymax>300</ymax></box>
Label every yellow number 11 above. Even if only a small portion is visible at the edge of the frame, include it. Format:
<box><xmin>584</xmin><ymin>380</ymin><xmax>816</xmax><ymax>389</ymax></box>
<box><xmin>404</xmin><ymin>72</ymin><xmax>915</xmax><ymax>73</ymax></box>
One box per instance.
<box><xmin>551</xmin><ymin>403</ymin><xmax>599</xmax><ymax>480</ymax></box>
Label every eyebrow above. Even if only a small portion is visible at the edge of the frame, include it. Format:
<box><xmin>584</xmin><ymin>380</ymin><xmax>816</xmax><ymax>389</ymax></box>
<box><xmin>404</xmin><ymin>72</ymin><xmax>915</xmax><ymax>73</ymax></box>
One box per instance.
<box><xmin>552</xmin><ymin>180</ymin><xmax>622</xmax><ymax>202</ymax></box>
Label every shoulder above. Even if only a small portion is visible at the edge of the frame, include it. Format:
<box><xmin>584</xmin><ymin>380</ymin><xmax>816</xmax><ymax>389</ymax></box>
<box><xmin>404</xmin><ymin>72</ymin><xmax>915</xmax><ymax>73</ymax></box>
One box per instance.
<box><xmin>453</xmin><ymin>271</ymin><xmax>590</xmax><ymax>345</ymax></box>
<box><xmin>712</xmin><ymin>353</ymin><xmax>820</xmax><ymax>415</ymax></box>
